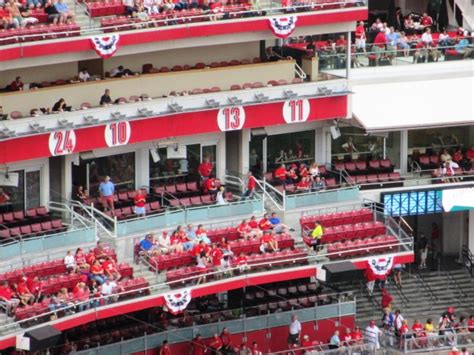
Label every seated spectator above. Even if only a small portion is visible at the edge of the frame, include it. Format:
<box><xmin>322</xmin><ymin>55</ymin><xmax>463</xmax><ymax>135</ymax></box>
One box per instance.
<box><xmin>210</xmin><ymin>242</ymin><xmax>223</xmax><ymax>268</ymax></box>
<box><xmin>275</xmin><ymin>150</ymin><xmax>288</xmax><ymax>163</ymax></box>
<box><xmin>467</xmin><ymin>146</ymin><xmax>474</xmax><ymax>164</ymax></box>
<box><xmin>123</xmin><ymin>0</ymin><xmax>135</xmax><ymax>15</ymax></box>
<box><xmin>78</xmin><ymin>68</ymin><xmax>91</xmax><ymax>82</ymax></box>
<box><xmin>72</xmin><ymin>282</ymin><xmax>90</xmax><ymax>312</ymax></box>
<box><xmin>404</xmin><ymin>15</ymin><xmax>415</xmax><ymax>33</ymax></box>
<box><xmin>9</xmin><ymin>76</ymin><xmax>23</xmax><ymax>91</ymax></box>
<box><xmin>44</xmin><ymin>0</ymin><xmax>60</xmax><ymax>24</ymax></box>
<box><xmin>438</xmin><ymin>28</ymin><xmax>453</xmax><ymax>47</ymax></box>
<box><xmin>64</xmin><ymin>250</ymin><xmax>77</xmax><ymax>273</ymax></box>
<box><xmin>335</xmin><ymin>34</ymin><xmax>347</xmax><ymax>52</ymax></box>
<box><xmin>204</xmin><ymin>175</ymin><xmax>219</xmax><ymax>196</ymax></box>
<box><xmin>274</xmin><ymin>164</ymin><xmax>289</xmax><ymax>184</ymax></box>
<box><xmin>342</xmin><ymin>136</ymin><xmax>358</xmax><ymax>153</ymax></box>
<box><xmin>0</xmin><ymin>281</ymin><xmax>20</xmax><ymax>317</ymax></box>
<box><xmin>139</xmin><ymin>234</ymin><xmax>158</xmax><ymax>255</ymax></box>
<box><xmin>455</xmin><ymin>37</ymin><xmax>473</xmax><ymax>59</ymax></box>
<box><xmin>329</xmin><ymin>330</ymin><xmax>340</xmax><ymax>349</ymax></box>
<box><xmin>157</xmin><ymin>231</ymin><xmax>171</xmax><ymax>253</ymax></box>
<box><xmin>420</xmin><ymin>12</ymin><xmax>433</xmax><ymax>28</ymax></box>
<box><xmin>310</xmin><ymin>220</ymin><xmax>323</xmax><ymax>252</ymax></box>
<box><xmin>94</xmin><ymin>241</ymin><xmax>108</xmax><ymax>260</ymax></box>
<box><xmin>259</xmin><ymin>232</ymin><xmax>279</xmax><ymax>252</ymax></box>
<box><xmin>85</xmin><ymin>248</ymin><xmax>96</xmax><ymax>265</ymax></box>
<box><xmin>440</xmin><ymin>148</ymin><xmax>452</xmax><ymax>162</ymax></box>
<box><xmin>102</xmin><ymin>256</ymin><xmax>121</xmax><ymax>280</ymax></box>
<box><xmin>52</xmin><ymin>98</ymin><xmax>72</xmax><ymax>112</ymax></box>
<box><xmin>196</xmin><ymin>250</ymin><xmax>211</xmax><ymax>284</ymax></box>
<box><xmin>89</xmin><ymin>260</ymin><xmax>107</xmax><ymax>285</ymax></box>
<box><xmin>296</xmin><ymin>176</ymin><xmax>311</xmax><ymax>192</ymax></box>
<box><xmin>311</xmin><ymin>176</ymin><xmax>326</xmax><ymax>192</ymax></box>
<box><xmin>287</xmin><ymin>166</ymin><xmax>298</xmax><ymax>183</ymax></box>
<box><xmin>143</xmin><ymin>0</ymin><xmax>160</xmax><ymax>14</ymax></box>
<box><xmin>74</xmin><ymin>185</ymin><xmax>90</xmax><ymax>204</ymax></box>
<box><xmin>385</xmin><ymin>27</ymin><xmax>400</xmax><ymax>63</ymax></box>
<box><xmin>269</xmin><ymin>212</ymin><xmax>292</xmax><ymax>233</ymax></box>
<box><xmin>196</xmin><ymin>224</ymin><xmax>211</xmax><ymax>244</ymax></box>
<box><xmin>234</xmin><ymin>252</ymin><xmax>248</xmax><ymax>271</ymax></box>
<box><xmin>101</xmin><ymin>279</ymin><xmax>121</xmax><ymax>303</ymax></box>
<box><xmin>209</xmin><ymin>333</ymin><xmax>223</xmax><ymax>353</ymax></box>
<box><xmin>48</xmin><ymin>291</ymin><xmax>68</xmax><ymax>313</ymax></box>
<box><xmin>100</xmin><ymin>89</ymin><xmax>113</xmax><ymax>106</ymax></box>
<box><xmin>54</xmin><ymin>0</ymin><xmax>74</xmax><ymax>23</ymax></box>
<box><xmin>215</xmin><ymin>185</ymin><xmax>227</xmax><ymax>205</ymax></box>
<box><xmin>75</xmin><ymin>247</ymin><xmax>90</xmax><ymax>270</ymax></box>
<box><xmin>398</xmin><ymin>31</ymin><xmax>410</xmax><ymax>57</ymax></box>
<box><xmin>237</xmin><ymin>219</ymin><xmax>253</xmax><ymax>239</ymax></box>
<box><xmin>248</xmin><ymin>215</ymin><xmax>263</xmax><ymax>237</ymax></box>
<box><xmin>19</xmin><ymin>5</ymin><xmax>39</xmax><ymax>24</ymax></box>
<box><xmin>309</xmin><ymin>162</ymin><xmax>320</xmax><ymax>178</ymax></box>
<box><xmin>258</xmin><ymin>213</ymin><xmax>272</xmax><ymax>231</ymax></box>
<box><xmin>110</xmin><ymin>65</ymin><xmax>134</xmax><ymax>78</ymax></box>
<box><xmin>15</xmin><ymin>278</ymin><xmax>34</xmax><ymax>306</ymax></box>
<box><xmin>342</xmin><ymin>328</ymin><xmax>353</xmax><ymax>347</ymax></box>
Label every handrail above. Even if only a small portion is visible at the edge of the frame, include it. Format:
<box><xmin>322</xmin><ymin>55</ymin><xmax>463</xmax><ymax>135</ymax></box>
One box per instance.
<box><xmin>294</xmin><ymin>62</ymin><xmax>307</xmax><ymax>79</ymax></box>
<box><xmin>413</xmin><ymin>270</ymin><xmax>437</xmax><ymax>310</ymax></box>
<box><xmin>0</xmin><ymin>238</ymin><xmax>412</xmax><ymax>336</ymax></box>
<box><xmin>462</xmin><ymin>246</ymin><xmax>473</xmax><ymax>276</ymax></box>
<box><xmin>258</xmin><ymin>177</ymin><xmax>285</xmax><ymax>211</ymax></box>
<box><xmin>68</xmin><ymin>200</ymin><xmax>117</xmax><ymax>239</ymax></box>
<box><xmin>438</xmin><ymin>260</ymin><xmax>469</xmax><ymax>302</ymax></box>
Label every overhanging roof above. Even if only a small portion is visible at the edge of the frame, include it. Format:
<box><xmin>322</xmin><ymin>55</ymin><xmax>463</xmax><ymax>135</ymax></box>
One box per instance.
<box><xmin>352</xmin><ymin>76</ymin><xmax>474</xmax><ymax>133</ymax></box>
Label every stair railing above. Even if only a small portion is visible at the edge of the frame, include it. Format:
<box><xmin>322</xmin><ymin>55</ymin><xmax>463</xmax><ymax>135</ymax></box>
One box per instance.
<box><xmin>413</xmin><ymin>271</ymin><xmax>438</xmax><ymax>311</ymax></box>
<box><xmin>462</xmin><ymin>246</ymin><xmax>474</xmax><ymax>277</ymax></box>
<box><xmin>438</xmin><ymin>260</ymin><xmax>470</xmax><ymax>304</ymax></box>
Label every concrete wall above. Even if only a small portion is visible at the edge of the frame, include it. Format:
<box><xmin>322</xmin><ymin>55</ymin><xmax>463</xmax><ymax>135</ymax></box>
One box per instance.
<box><xmin>0</xmin><ymin>60</ymin><xmax>296</xmax><ymax>115</ymax></box>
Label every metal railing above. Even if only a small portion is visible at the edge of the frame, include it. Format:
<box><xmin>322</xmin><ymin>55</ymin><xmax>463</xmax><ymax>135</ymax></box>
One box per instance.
<box><xmin>462</xmin><ymin>246</ymin><xmax>474</xmax><ymax>276</ymax></box>
<box><xmin>413</xmin><ymin>271</ymin><xmax>438</xmax><ymax>311</ymax></box>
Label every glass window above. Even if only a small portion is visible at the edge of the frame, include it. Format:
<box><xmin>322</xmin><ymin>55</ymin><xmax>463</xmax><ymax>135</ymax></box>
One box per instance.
<box><xmin>408</xmin><ymin>127</ymin><xmax>470</xmax><ymax>154</ymax></box>
<box><xmin>266</xmin><ymin>130</ymin><xmax>315</xmax><ymax>172</ymax></box>
<box><xmin>331</xmin><ymin>126</ymin><xmax>386</xmax><ymax>163</ymax></box>
<box><xmin>386</xmin><ymin>131</ymin><xmax>400</xmax><ymax>169</ymax></box>
<box><xmin>249</xmin><ymin>137</ymin><xmax>264</xmax><ymax>176</ymax></box>
<box><xmin>202</xmin><ymin>145</ymin><xmax>216</xmax><ymax>175</ymax></box>
<box><xmin>85</xmin><ymin>152</ymin><xmax>135</xmax><ymax>196</ymax></box>
<box><xmin>1</xmin><ymin>170</ymin><xmax>24</xmax><ymax>212</ymax></box>
<box><xmin>25</xmin><ymin>170</ymin><xmax>41</xmax><ymax>209</ymax></box>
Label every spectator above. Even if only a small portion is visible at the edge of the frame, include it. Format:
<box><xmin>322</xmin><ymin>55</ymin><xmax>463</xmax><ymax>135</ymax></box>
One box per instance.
<box><xmin>191</xmin><ymin>334</ymin><xmax>206</xmax><ymax>355</ymax></box>
<box><xmin>399</xmin><ymin>319</ymin><xmax>411</xmax><ymax>349</ymax></box>
<box><xmin>418</xmin><ymin>232</ymin><xmax>428</xmax><ymax>269</ymax></box>
<box><xmin>44</xmin><ymin>0</ymin><xmax>60</xmax><ymax>24</ymax></box>
<box><xmin>372</xmin><ymin>30</ymin><xmax>387</xmax><ymax>66</ymax></box>
<box><xmin>274</xmin><ymin>164</ymin><xmax>289</xmax><ymax>184</ymax></box>
<box><xmin>101</xmin><ymin>278</ymin><xmax>120</xmax><ymax>303</ymax></box>
<box><xmin>215</xmin><ymin>185</ymin><xmax>227</xmax><ymax>205</ymax></box>
<box><xmin>467</xmin><ymin>314</ymin><xmax>474</xmax><ymax>332</ymax></box>
<box><xmin>392</xmin><ymin>264</ymin><xmax>403</xmax><ymax>287</ymax></box>
<box><xmin>75</xmin><ymin>247</ymin><xmax>89</xmax><ymax>270</ymax></box>
<box><xmin>102</xmin><ymin>256</ymin><xmax>120</xmax><ymax>280</ymax></box>
<box><xmin>288</xmin><ymin>314</ymin><xmax>301</xmax><ymax>348</ymax></box>
<box><xmin>394</xmin><ymin>309</ymin><xmax>405</xmax><ymax>334</ymax></box>
<box><xmin>0</xmin><ymin>188</ymin><xmax>10</xmax><ymax>208</ymax></box>
<box><xmin>251</xmin><ymin>341</ymin><xmax>262</xmax><ymax>355</ymax></box>
<box><xmin>99</xmin><ymin>175</ymin><xmax>115</xmax><ymax>212</ymax></box>
<box><xmin>342</xmin><ymin>136</ymin><xmax>358</xmax><ymax>153</ymax></box>
<box><xmin>195</xmin><ymin>224</ymin><xmax>211</xmax><ymax>244</ymax></box>
<box><xmin>0</xmin><ymin>281</ymin><xmax>20</xmax><ymax>317</ymax></box>
<box><xmin>351</xmin><ymin>326</ymin><xmax>364</xmax><ymax>345</ymax></box>
<box><xmin>455</xmin><ymin>37</ymin><xmax>472</xmax><ymax>59</ymax></box>
<box><xmin>89</xmin><ymin>260</ymin><xmax>107</xmax><ymax>285</ymax></box>
<box><xmin>133</xmin><ymin>188</ymin><xmax>147</xmax><ymax>217</ymax></box>
<box><xmin>64</xmin><ymin>250</ymin><xmax>77</xmax><ymax>273</ymax></box>
<box><xmin>221</xmin><ymin>327</ymin><xmax>233</xmax><ymax>352</ymax></box>
<box><xmin>242</xmin><ymin>171</ymin><xmax>257</xmax><ymax>199</ymax></box>
<box><xmin>355</xmin><ymin>21</ymin><xmax>367</xmax><ymax>53</ymax></box>
<box><xmin>310</xmin><ymin>220</ymin><xmax>323</xmax><ymax>252</ymax></box>
<box><xmin>209</xmin><ymin>333</ymin><xmax>223</xmax><ymax>354</ymax></box>
<box><xmin>72</xmin><ymin>282</ymin><xmax>90</xmax><ymax>312</ymax></box>
<box><xmin>311</xmin><ymin>176</ymin><xmax>326</xmax><ymax>192</ymax></box>
<box><xmin>296</xmin><ymin>176</ymin><xmax>311</xmax><ymax>192</ymax></box>
<box><xmin>404</xmin><ymin>14</ymin><xmax>415</xmax><ymax>34</ymax></box>
<box><xmin>54</xmin><ymin>0</ymin><xmax>74</xmax><ymax>23</ymax></box>
<box><xmin>18</xmin><ymin>5</ymin><xmax>39</xmax><ymax>25</ymax></box>
<box><xmin>366</xmin><ymin>320</ymin><xmax>382</xmax><ymax>349</ymax></box>
<box><xmin>110</xmin><ymin>65</ymin><xmax>134</xmax><ymax>78</ymax></box>
<box><xmin>74</xmin><ymin>185</ymin><xmax>90</xmax><ymax>204</ymax></box>
<box><xmin>258</xmin><ymin>213</ymin><xmax>272</xmax><ymax>231</ymax></box>
<box><xmin>438</xmin><ymin>28</ymin><xmax>452</xmax><ymax>47</ymax></box>
<box><xmin>329</xmin><ymin>330</ymin><xmax>340</xmax><ymax>349</ymax></box>
<box><xmin>52</xmin><ymin>98</ymin><xmax>72</xmax><ymax>112</ymax></box>
<box><xmin>100</xmin><ymin>89</ymin><xmax>113</xmax><ymax>106</ymax></box>
<box><xmin>385</xmin><ymin>27</ymin><xmax>400</xmax><ymax>64</ymax></box>
<box><xmin>159</xmin><ymin>340</ymin><xmax>171</xmax><ymax>355</ymax></box>
<box><xmin>440</xmin><ymin>148</ymin><xmax>452</xmax><ymax>162</ymax></box>
<box><xmin>421</xmin><ymin>12</ymin><xmax>433</xmax><ymax>28</ymax></box>
<box><xmin>234</xmin><ymin>252</ymin><xmax>249</xmax><ymax>272</ymax></box>
<box><xmin>78</xmin><ymin>68</ymin><xmax>91</xmax><ymax>82</ymax></box>
<box><xmin>381</xmin><ymin>288</ymin><xmax>393</xmax><ymax>309</ymax></box>
<box><xmin>269</xmin><ymin>212</ymin><xmax>292</xmax><ymax>233</ymax></box>
<box><xmin>198</xmin><ymin>157</ymin><xmax>213</xmax><ymax>182</ymax></box>
<box><xmin>9</xmin><ymin>76</ymin><xmax>23</xmax><ymax>91</ymax></box>
<box><xmin>398</xmin><ymin>31</ymin><xmax>410</xmax><ymax>57</ymax></box>
<box><xmin>16</xmin><ymin>277</ymin><xmax>34</xmax><ymax>305</ymax></box>
<box><xmin>259</xmin><ymin>232</ymin><xmax>279</xmax><ymax>253</ymax></box>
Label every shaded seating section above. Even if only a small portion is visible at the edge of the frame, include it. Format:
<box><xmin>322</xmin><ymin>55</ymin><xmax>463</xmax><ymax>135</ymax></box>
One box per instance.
<box><xmin>333</xmin><ymin>159</ymin><xmax>403</xmax><ymax>188</ymax></box>
<box><xmin>0</xmin><ymin>206</ymin><xmax>67</xmax><ymax>243</ymax></box>
<box><xmin>150</xmin><ymin>233</ymin><xmax>295</xmax><ymax>272</ymax></box>
<box><xmin>326</xmin><ymin>235</ymin><xmax>399</xmax><ymax>259</ymax></box>
<box><xmin>0</xmin><ymin>24</ymin><xmax>81</xmax><ymax>45</ymax></box>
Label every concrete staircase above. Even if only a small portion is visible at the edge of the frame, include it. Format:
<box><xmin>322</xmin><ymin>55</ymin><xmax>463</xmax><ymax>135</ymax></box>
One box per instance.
<box><xmin>66</xmin><ymin>0</ymin><xmax>102</xmax><ymax>33</ymax></box>
<box><xmin>336</xmin><ymin>267</ymin><xmax>474</xmax><ymax>327</ymax></box>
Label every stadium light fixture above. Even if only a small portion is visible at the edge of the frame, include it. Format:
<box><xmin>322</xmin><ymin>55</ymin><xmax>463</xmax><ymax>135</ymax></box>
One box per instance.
<box><xmin>283</xmin><ymin>89</ymin><xmax>297</xmax><ymax>99</ymax></box>
<box><xmin>0</xmin><ymin>127</ymin><xmax>16</xmax><ymax>138</ymax></box>
<box><xmin>83</xmin><ymin>115</ymin><xmax>99</xmax><ymax>125</ymax></box>
<box><xmin>137</xmin><ymin>108</ymin><xmax>154</xmax><ymax>117</ymax></box>
<box><xmin>110</xmin><ymin>112</ymin><xmax>126</xmax><ymax>121</ymax></box>
<box><xmin>57</xmin><ymin>119</ymin><xmax>74</xmax><ymax>128</ymax></box>
<box><xmin>29</xmin><ymin>122</ymin><xmax>46</xmax><ymax>133</ymax></box>
<box><xmin>205</xmin><ymin>99</ymin><xmax>220</xmax><ymax>108</ymax></box>
<box><xmin>254</xmin><ymin>93</ymin><xmax>269</xmax><ymax>102</ymax></box>
<box><xmin>168</xmin><ymin>102</ymin><xmax>184</xmax><ymax>112</ymax></box>
<box><xmin>227</xmin><ymin>96</ymin><xmax>243</xmax><ymax>105</ymax></box>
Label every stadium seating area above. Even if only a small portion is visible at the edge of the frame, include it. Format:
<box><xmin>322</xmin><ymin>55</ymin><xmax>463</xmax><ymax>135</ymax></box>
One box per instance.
<box><xmin>332</xmin><ymin>159</ymin><xmax>404</xmax><ymax>187</ymax></box>
<box><xmin>0</xmin><ymin>206</ymin><xmax>66</xmax><ymax>241</ymax></box>
<box><xmin>300</xmin><ymin>208</ymin><xmax>400</xmax><ymax>258</ymax></box>
<box><xmin>0</xmin><ymin>24</ymin><xmax>80</xmax><ymax>45</ymax></box>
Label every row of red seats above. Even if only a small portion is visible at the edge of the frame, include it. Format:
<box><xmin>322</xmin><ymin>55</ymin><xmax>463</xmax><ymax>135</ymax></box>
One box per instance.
<box><xmin>153</xmin><ymin>182</ymin><xmax>201</xmax><ymax>195</ymax></box>
<box><xmin>432</xmin><ymin>167</ymin><xmax>474</xmax><ymax>178</ymax></box>
<box><xmin>300</xmin><ymin>208</ymin><xmax>373</xmax><ymax>230</ymax></box>
<box><xmin>278</xmin><ymin>179</ymin><xmax>337</xmax><ymax>194</ymax></box>
<box><xmin>0</xmin><ymin>206</ymin><xmax>48</xmax><ymax>225</ymax></box>
<box><xmin>104</xmin><ymin>202</ymin><xmax>165</xmax><ymax>220</ymax></box>
<box><xmin>418</xmin><ymin>154</ymin><xmax>442</xmax><ymax>170</ymax></box>
<box><xmin>15</xmin><ymin>277</ymin><xmax>147</xmax><ymax>321</ymax></box>
<box><xmin>0</xmin><ymin>219</ymin><xmax>64</xmax><ymax>240</ymax></box>
<box><xmin>303</xmin><ymin>221</ymin><xmax>385</xmax><ymax>245</ymax></box>
<box><xmin>348</xmin><ymin>172</ymin><xmax>403</xmax><ymax>185</ymax></box>
<box><xmin>333</xmin><ymin>159</ymin><xmax>394</xmax><ymax>174</ymax></box>
<box><xmin>168</xmin><ymin>193</ymin><xmax>234</xmax><ymax>208</ymax></box>
<box><xmin>327</xmin><ymin>235</ymin><xmax>399</xmax><ymax>259</ymax></box>
<box><xmin>142</xmin><ymin>57</ymin><xmax>262</xmax><ymax>74</ymax></box>
<box><xmin>0</xmin><ymin>24</ymin><xmax>80</xmax><ymax>45</ymax></box>
<box><xmin>150</xmin><ymin>234</ymin><xmax>295</xmax><ymax>271</ymax></box>
<box><xmin>166</xmin><ymin>248</ymin><xmax>307</xmax><ymax>283</ymax></box>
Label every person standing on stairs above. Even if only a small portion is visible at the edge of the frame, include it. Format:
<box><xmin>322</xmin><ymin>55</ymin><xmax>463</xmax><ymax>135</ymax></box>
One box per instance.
<box><xmin>418</xmin><ymin>232</ymin><xmax>429</xmax><ymax>269</ymax></box>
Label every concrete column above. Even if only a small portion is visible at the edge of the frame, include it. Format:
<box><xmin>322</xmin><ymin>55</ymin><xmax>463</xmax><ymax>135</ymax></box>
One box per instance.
<box><xmin>346</xmin><ymin>31</ymin><xmax>352</xmax><ymax>80</ymax></box>
<box><xmin>217</xmin><ymin>132</ymin><xmax>226</xmax><ymax>181</ymax></box>
<box><xmin>135</xmin><ymin>147</ymin><xmax>150</xmax><ymax>189</ymax></box>
<box><xmin>468</xmin><ymin>210</ymin><xmax>474</xmax><ymax>253</ymax></box>
<box><xmin>240</xmin><ymin>129</ymin><xmax>251</xmax><ymax>175</ymax></box>
<box><xmin>315</xmin><ymin>127</ymin><xmax>327</xmax><ymax>164</ymax></box>
<box><xmin>40</xmin><ymin>161</ymin><xmax>50</xmax><ymax>208</ymax></box>
<box><xmin>400</xmin><ymin>129</ymin><xmax>408</xmax><ymax>174</ymax></box>
<box><xmin>62</xmin><ymin>155</ymin><xmax>73</xmax><ymax>201</ymax></box>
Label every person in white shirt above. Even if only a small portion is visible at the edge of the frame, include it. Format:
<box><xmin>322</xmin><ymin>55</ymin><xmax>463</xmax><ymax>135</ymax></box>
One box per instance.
<box><xmin>78</xmin><ymin>68</ymin><xmax>91</xmax><ymax>82</ymax></box>
<box><xmin>421</xmin><ymin>27</ymin><xmax>433</xmax><ymax>46</ymax></box>
<box><xmin>64</xmin><ymin>250</ymin><xmax>77</xmax><ymax>273</ymax></box>
<box><xmin>288</xmin><ymin>314</ymin><xmax>301</xmax><ymax>347</ymax></box>
<box><xmin>416</xmin><ymin>28</ymin><xmax>440</xmax><ymax>62</ymax></box>
<box><xmin>215</xmin><ymin>186</ymin><xmax>227</xmax><ymax>205</ymax></box>
<box><xmin>101</xmin><ymin>279</ymin><xmax>119</xmax><ymax>303</ymax></box>
<box><xmin>366</xmin><ymin>320</ymin><xmax>382</xmax><ymax>349</ymax></box>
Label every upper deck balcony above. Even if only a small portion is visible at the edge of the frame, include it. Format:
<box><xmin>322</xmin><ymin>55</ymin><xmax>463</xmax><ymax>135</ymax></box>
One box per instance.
<box><xmin>0</xmin><ymin>0</ymin><xmax>367</xmax><ymax>66</ymax></box>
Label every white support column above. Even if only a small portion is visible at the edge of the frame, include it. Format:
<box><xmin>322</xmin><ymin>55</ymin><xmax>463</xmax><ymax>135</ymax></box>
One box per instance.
<box><xmin>40</xmin><ymin>161</ymin><xmax>50</xmax><ymax>208</ymax></box>
<box><xmin>468</xmin><ymin>210</ymin><xmax>474</xmax><ymax>253</ymax></box>
<box><xmin>346</xmin><ymin>31</ymin><xmax>352</xmax><ymax>79</ymax></box>
<box><xmin>240</xmin><ymin>129</ymin><xmax>251</xmax><ymax>175</ymax></box>
<box><xmin>400</xmin><ymin>129</ymin><xmax>408</xmax><ymax>174</ymax></box>
<box><xmin>135</xmin><ymin>148</ymin><xmax>150</xmax><ymax>189</ymax></box>
<box><xmin>217</xmin><ymin>132</ymin><xmax>226</xmax><ymax>181</ymax></box>
<box><xmin>62</xmin><ymin>155</ymin><xmax>73</xmax><ymax>201</ymax></box>
<box><xmin>315</xmin><ymin>127</ymin><xmax>327</xmax><ymax>164</ymax></box>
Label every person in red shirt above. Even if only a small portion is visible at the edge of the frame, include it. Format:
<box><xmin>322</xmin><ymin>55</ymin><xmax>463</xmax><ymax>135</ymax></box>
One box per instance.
<box><xmin>9</xmin><ymin>76</ymin><xmax>24</xmax><ymax>91</ymax></box>
<box><xmin>191</xmin><ymin>334</ymin><xmax>206</xmax><ymax>355</ymax></box>
<box><xmin>399</xmin><ymin>319</ymin><xmax>411</xmax><ymax>349</ymax></box>
<box><xmin>220</xmin><ymin>327</ymin><xmax>232</xmax><ymax>352</ymax></box>
<box><xmin>372</xmin><ymin>30</ymin><xmax>387</xmax><ymax>66</ymax></box>
<box><xmin>73</xmin><ymin>282</ymin><xmax>90</xmax><ymax>312</ymax></box>
<box><xmin>258</xmin><ymin>214</ymin><xmax>272</xmax><ymax>231</ymax></box>
<box><xmin>468</xmin><ymin>315</ymin><xmax>474</xmax><ymax>332</ymax></box>
<box><xmin>274</xmin><ymin>164</ymin><xmax>289</xmax><ymax>184</ymax></box>
<box><xmin>90</xmin><ymin>260</ymin><xmax>107</xmax><ymax>285</ymax></box>
<box><xmin>243</xmin><ymin>171</ymin><xmax>257</xmax><ymax>199</ymax></box>
<box><xmin>134</xmin><ymin>189</ymin><xmax>147</xmax><ymax>217</ymax></box>
<box><xmin>288</xmin><ymin>168</ymin><xmax>298</xmax><ymax>183</ymax></box>
<box><xmin>248</xmin><ymin>216</ymin><xmax>263</xmax><ymax>237</ymax></box>
<box><xmin>209</xmin><ymin>333</ymin><xmax>223</xmax><ymax>354</ymax></box>
<box><xmin>204</xmin><ymin>176</ymin><xmax>219</xmax><ymax>196</ymax></box>
<box><xmin>336</xmin><ymin>34</ymin><xmax>347</xmax><ymax>53</ymax></box>
<box><xmin>355</xmin><ymin>21</ymin><xmax>367</xmax><ymax>53</ymax></box>
<box><xmin>237</xmin><ymin>219</ymin><xmax>252</xmax><ymax>239</ymax></box>
<box><xmin>159</xmin><ymin>340</ymin><xmax>171</xmax><ymax>355</ymax></box>
<box><xmin>260</xmin><ymin>232</ymin><xmax>279</xmax><ymax>252</ymax></box>
<box><xmin>102</xmin><ymin>256</ymin><xmax>121</xmax><ymax>280</ymax></box>
<box><xmin>26</xmin><ymin>276</ymin><xmax>41</xmax><ymax>302</ymax></box>
<box><xmin>421</xmin><ymin>13</ymin><xmax>433</xmax><ymax>27</ymax></box>
<box><xmin>198</xmin><ymin>158</ymin><xmax>213</xmax><ymax>181</ymax></box>
<box><xmin>466</xmin><ymin>146</ymin><xmax>474</xmax><ymax>165</ymax></box>
<box><xmin>210</xmin><ymin>243</ymin><xmax>223</xmax><ymax>267</ymax></box>
<box><xmin>86</xmin><ymin>249</ymin><xmax>97</xmax><ymax>266</ymax></box>
<box><xmin>251</xmin><ymin>341</ymin><xmax>262</xmax><ymax>355</ymax></box>
<box><xmin>299</xmin><ymin>164</ymin><xmax>309</xmax><ymax>178</ymax></box>
<box><xmin>94</xmin><ymin>241</ymin><xmax>108</xmax><ymax>261</ymax></box>
<box><xmin>234</xmin><ymin>252</ymin><xmax>248</xmax><ymax>271</ymax></box>
<box><xmin>342</xmin><ymin>328</ymin><xmax>353</xmax><ymax>346</ymax></box>
<box><xmin>301</xmin><ymin>334</ymin><xmax>312</xmax><ymax>348</ymax></box>
<box><xmin>0</xmin><ymin>188</ymin><xmax>10</xmax><ymax>205</ymax></box>
<box><xmin>381</xmin><ymin>288</ymin><xmax>393</xmax><ymax>309</ymax></box>
<box><xmin>296</xmin><ymin>176</ymin><xmax>311</xmax><ymax>192</ymax></box>
<box><xmin>0</xmin><ymin>281</ymin><xmax>19</xmax><ymax>316</ymax></box>
<box><xmin>16</xmin><ymin>277</ymin><xmax>34</xmax><ymax>305</ymax></box>
<box><xmin>351</xmin><ymin>326</ymin><xmax>364</xmax><ymax>345</ymax></box>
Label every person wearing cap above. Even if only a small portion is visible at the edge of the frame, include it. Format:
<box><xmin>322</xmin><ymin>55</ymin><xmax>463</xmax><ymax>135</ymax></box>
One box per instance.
<box><xmin>300</xmin><ymin>334</ymin><xmax>312</xmax><ymax>348</ymax></box>
<box><xmin>287</xmin><ymin>314</ymin><xmax>301</xmax><ymax>348</ymax></box>
<box><xmin>366</xmin><ymin>320</ymin><xmax>382</xmax><ymax>349</ymax></box>
<box><xmin>99</xmin><ymin>176</ymin><xmax>115</xmax><ymax>212</ymax></box>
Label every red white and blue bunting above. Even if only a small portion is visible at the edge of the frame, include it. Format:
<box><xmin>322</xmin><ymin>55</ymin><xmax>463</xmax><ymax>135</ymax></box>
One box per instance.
<box><xmin>90</xmin><ymin>34</ymin><xmax>120</xmax><ymax>59</ymax></box>
<box><xmin>367</xmin><ymin>256</ymin><xmax>394</xmax><ymax>277</ymax></box>
<box><xmin>163</xmin><ymin>289</ymin><xmax>192</xmax><ymax>315</ymax></box>
<box><xmin>268</xmin><ymin>16</ymin><xmax>298</xmax><ymax>38</ymax></box>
